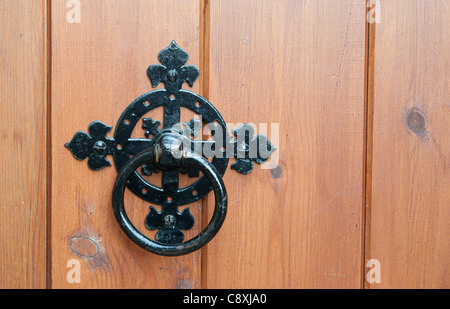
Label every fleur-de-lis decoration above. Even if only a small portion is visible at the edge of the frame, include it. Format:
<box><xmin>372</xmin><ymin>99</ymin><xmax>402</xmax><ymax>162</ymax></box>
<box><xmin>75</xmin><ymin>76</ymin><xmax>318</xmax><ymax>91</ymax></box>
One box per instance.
<box><xmin>65</xmin><ymin>121</ymin><xmax>116</xmax><ymax>170</ymax></box>
<box><xmin>182</xmin><ymin>118</ymin><xmax>201</xmax><ymax>138</ymax></box>
<box><xmin>142</xmin><ymin>117</ymin><xmax>161</xmax><ymax>138</ymax></box>
<box><xmin>231</xmin><ymin>124</ymin><xmax>276</xmax><ymax>174</ymax></box>
<box><xmin>147</xmin><ymin>40</ymin><xmax>199</xmax><ymax>93</ymax></box>
<box><xmin>145</xmin><ymin>206</ymin><xmax>195</xmax><ymax>244</ymax></box>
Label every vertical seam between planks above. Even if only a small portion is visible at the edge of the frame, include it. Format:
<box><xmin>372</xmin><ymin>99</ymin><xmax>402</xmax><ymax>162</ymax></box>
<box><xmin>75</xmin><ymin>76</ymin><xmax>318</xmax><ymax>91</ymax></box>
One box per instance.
<box><xmin>363</xmin><ymin>5</ymin><xmax>376</xmax><ymax>290</ymax></box>
<box><xmin>200</xmin><ymin>0</ymin><xmax>211</xmax><ymax>290</ymax></box>
<box><xmin>46</xmin><ymin>0</ymin><xmax>52</xmax><ymax>290</ymax></box>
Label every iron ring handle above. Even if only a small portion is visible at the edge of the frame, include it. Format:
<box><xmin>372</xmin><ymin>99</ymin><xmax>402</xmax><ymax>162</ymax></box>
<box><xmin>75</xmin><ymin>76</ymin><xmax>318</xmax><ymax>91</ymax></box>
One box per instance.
<box><xmin>112</xmin><ymin>143</ymin><xmax>227</xmax><ymax>256</ymax></box>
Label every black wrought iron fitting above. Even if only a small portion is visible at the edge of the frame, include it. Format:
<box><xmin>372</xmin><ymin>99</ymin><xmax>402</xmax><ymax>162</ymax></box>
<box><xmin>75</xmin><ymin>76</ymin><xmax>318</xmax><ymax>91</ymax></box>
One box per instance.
<box><xmin>66</xmin><ymin>41</ymin><xmax>276</xmax><ymax>256</ymax></box>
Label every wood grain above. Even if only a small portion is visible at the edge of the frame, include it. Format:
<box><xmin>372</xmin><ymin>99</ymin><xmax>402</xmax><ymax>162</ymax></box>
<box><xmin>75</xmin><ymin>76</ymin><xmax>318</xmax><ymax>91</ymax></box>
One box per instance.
<box><xmin>205</xmin><ymin>0</ymin><xmax>366</xmax><ymax>288</ymax></box>
<box><xmin>50</xmin><ymin>0</ymin><xmax>201</xmax><ymax>288</ymax></box>
<box><xmin>363</xmin><ymin>1</ymin><xmax>376</xmax><ymax>288</ymax></box>
<box><xmin>368</xmin><ymin>0</ymin><xmax>450</xmax><ymax>288</ymax></box>
<box><xmin>3</xmin><ymin>0</ymin><xmax>448</xmax><ymax>289</ymax></box>
<box><xmin>0</xmin><ymin>0</ymin><xmax>48</xmax><ymax>288</ymax></box>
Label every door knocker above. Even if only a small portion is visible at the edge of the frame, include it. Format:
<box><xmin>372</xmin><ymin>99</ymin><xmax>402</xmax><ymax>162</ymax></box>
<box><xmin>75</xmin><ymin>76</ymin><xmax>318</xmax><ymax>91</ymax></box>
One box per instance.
<box><xmin>66</xmin><ymin>41</ymin><xmax>276</xmax><ymax>256</ymax></box>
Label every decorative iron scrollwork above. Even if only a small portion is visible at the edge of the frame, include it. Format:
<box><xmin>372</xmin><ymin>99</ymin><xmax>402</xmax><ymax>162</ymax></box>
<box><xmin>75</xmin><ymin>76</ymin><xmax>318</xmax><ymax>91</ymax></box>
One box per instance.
<box><xmin>66</xmin><ymin>41</ymin><xmax>276</xmax><ymax>256</ymax></box>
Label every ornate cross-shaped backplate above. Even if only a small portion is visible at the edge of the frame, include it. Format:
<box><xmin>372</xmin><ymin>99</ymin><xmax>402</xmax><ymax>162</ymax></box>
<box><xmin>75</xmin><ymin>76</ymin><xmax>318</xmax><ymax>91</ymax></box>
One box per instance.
<box><xmin>66</xmin><ymin>41</ymin><xmax>276</xmax><ymax>245</ymax></box>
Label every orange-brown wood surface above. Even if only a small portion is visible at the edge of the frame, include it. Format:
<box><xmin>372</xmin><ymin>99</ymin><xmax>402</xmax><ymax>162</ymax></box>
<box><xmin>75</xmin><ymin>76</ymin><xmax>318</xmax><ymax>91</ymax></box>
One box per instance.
<box><xmin>204</xmin><ymin>0</ymin><xmax>366</xmax><ymax>288</ymax></box>
<box><xmin>1</xmin><ymin>0</ymin><xmax>449</xmax><ymax>289</ymax></box>
<box><xmin>50</xmin><ymin>0</ymin><xmax>202</xmax><ymax>288</ymax></box>
<box><xmin>0</xmin><ymin>0</ymin><xmax>48</xmax><ymax>288</ymax></box>
<box><xmin>367</xmin><ymin>0</ymin><xmax>450</xmax><ymax>288</ymax></box>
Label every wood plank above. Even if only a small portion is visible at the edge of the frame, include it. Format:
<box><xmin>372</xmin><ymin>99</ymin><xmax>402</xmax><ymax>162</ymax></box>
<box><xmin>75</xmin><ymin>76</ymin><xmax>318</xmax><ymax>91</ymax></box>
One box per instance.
<box><xmin>205</xmin><ymin>0</ymin><xmax>366</xmax><ymax>288</ymax></box>
<box><xmin>51</xmin><ymin>0</ymin><xmax>201</xmax><ymax>288</ymax></box>
<box><xmin>0</xmin><ymin>0</ymin><xmax>48</xmax><ymax>288</ymax></box>
<box><xmin>368</xmin><ymin>0</ymin><xmax>450</xmax><ymax>288</ymax></box>
<box><xmin>363</xmin><ymin>0</ymin><xmax>376</xmax><ymax>289</ymax></box>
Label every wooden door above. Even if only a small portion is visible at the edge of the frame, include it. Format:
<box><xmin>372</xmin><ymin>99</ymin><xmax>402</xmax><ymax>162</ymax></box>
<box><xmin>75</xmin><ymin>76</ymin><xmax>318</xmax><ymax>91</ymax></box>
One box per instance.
<box><xmin>50</xmin><ymin>0</ymin><xmax>203</xmax><ymax>289</ymax></box>
<box><xmin>0</xmin><ymin>0</ymin><xmax>448</xmax><ymax>289</ymax></box>
<box><xmin>0</xmin><ymin>0</ymin><xmax>47</xmax><ymax>289</ymax></box>
<box><xmin>203</xmin><ymin>0</ymin><xmax>365</xmax><ymax>288</ymax></box>
<box><xmin>366</xmin><ymin>0</ymin><xmax>450</xmax><ymax>288</ymax></box>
